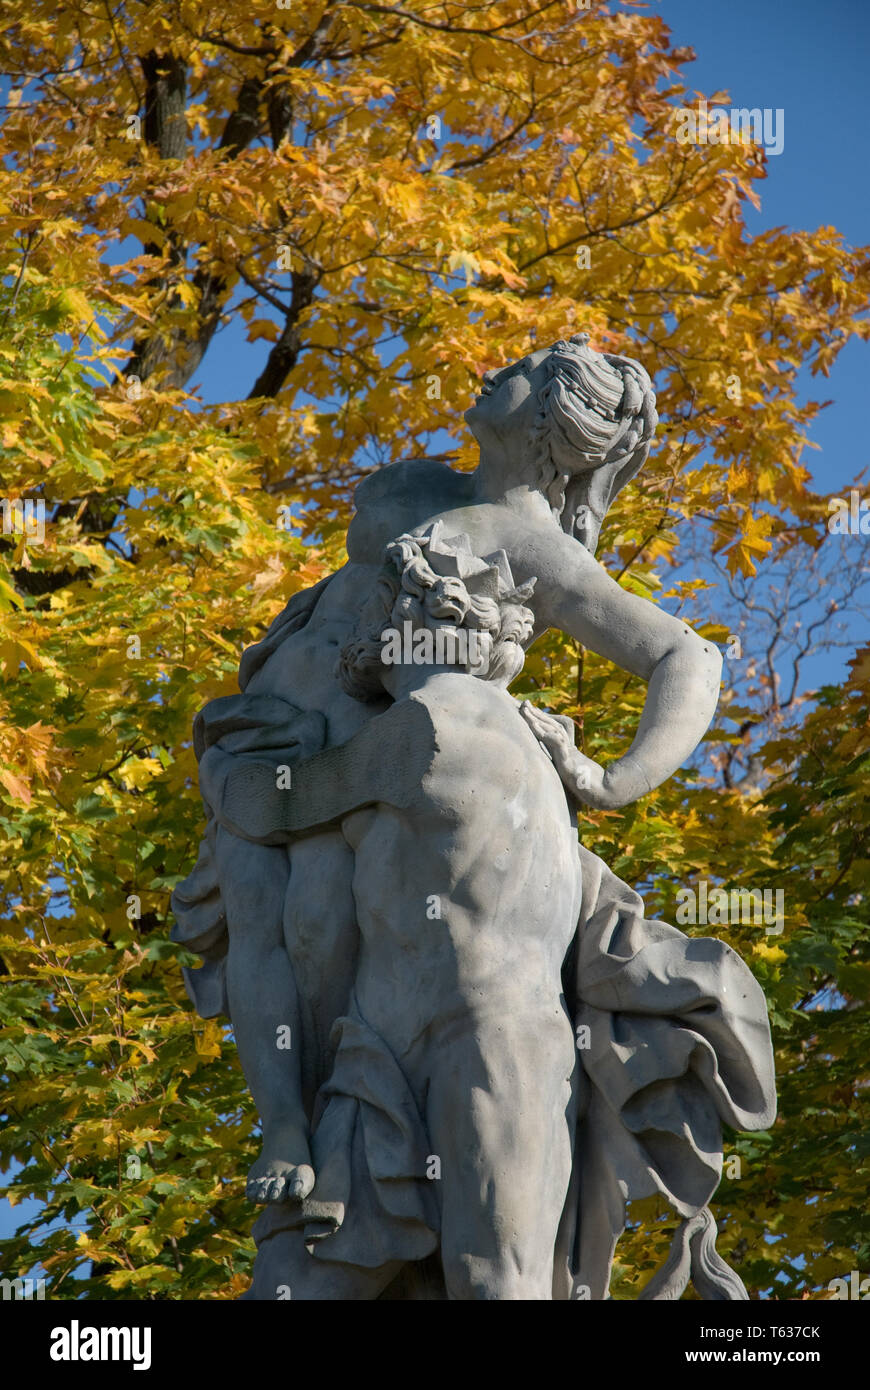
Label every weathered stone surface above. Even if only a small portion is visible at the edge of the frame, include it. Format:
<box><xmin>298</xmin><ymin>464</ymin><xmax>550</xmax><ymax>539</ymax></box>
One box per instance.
<box><xmin>172</xmin><ymin>333</ymin><xmax>775</xmax><ymax>1300</ymax></box>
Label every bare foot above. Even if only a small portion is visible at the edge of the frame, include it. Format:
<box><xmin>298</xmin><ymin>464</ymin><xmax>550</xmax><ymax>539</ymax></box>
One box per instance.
<box><xmin>246</xmin><ymin>1122</ymin><xmax>315</xmax><ymax>1205</ymax></box>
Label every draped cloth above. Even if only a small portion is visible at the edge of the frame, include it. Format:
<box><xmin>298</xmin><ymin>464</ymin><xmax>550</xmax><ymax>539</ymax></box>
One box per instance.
<box><xmin>252</xmin><ymin>1000</ymin><xmax>441</xmax><ymax>1270</ymax></box>
<box><xmin>555</xmin><ymin>845</ymin><xmax>776</xmax><ymax>1300</ymax></box>
<box><xmin>170</xmin><ymin>693</ymin><xmax>327</xmax><ymax>1021</ymax></box>
<box><xmin>171</xmin><ymin>571</ymin><xmax>335</xmax><ymax>1018</ymax></box>
<box><xmin>170</xmin><ymin>816</ymin><xmax>228</xmax><ymax>1020</ymax></box>
<box><xmin>171</xmin><ymin>573</ymin><xmax>777</xmax><ymax>1298</ymax></box>
<box><xmin>247</xmin><ymin>842</ymin><xmax>776</xmax><ymax>1300</ymax></box>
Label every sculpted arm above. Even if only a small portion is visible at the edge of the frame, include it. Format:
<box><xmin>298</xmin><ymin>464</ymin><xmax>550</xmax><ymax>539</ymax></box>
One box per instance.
<box><xmin>527</xmin><ymin>532</ymin><xmax>722</xmax><ymax>810</ymax></box>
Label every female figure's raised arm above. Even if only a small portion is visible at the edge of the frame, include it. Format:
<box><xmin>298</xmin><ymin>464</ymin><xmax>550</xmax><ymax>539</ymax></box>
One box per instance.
<box><xmin>527</xmin><ymin>528</ymin><xmax>723</xmax><ymax>810</ymax></box>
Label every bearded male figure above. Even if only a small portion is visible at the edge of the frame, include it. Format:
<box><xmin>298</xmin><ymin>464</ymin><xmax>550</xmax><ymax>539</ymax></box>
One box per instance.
<box><xmin>172</xmin><ymin>333</ymin><xmax>776</xmax><ymax>1300</ymax></box>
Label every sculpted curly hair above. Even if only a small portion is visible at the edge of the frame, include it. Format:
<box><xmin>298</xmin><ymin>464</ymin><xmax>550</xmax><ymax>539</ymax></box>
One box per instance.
<box><xmin>528</xmin><ymin>332</ymin><xmax>658</xmax><ymax>552</ymax></box>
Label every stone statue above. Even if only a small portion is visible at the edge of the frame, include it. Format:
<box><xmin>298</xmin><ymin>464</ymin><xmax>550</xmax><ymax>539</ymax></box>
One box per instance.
<box><xmin>172</xmin><ymin>333</ymin><xmax>776</xmax><ymax>1300</ymax></box>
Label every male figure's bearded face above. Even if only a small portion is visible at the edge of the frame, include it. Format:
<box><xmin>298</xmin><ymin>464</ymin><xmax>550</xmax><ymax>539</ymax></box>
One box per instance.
<box><xmin>424</xmin><ymin>576</ymin><xmax>471</xmax><ymax>627</ymax></box>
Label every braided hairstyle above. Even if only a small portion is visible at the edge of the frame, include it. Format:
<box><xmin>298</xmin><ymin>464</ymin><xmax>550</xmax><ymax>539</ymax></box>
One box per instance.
<box><xmin>527</xmin><ymin>332</ymin><xmax>658</xmax><ymax>552</ymax></box>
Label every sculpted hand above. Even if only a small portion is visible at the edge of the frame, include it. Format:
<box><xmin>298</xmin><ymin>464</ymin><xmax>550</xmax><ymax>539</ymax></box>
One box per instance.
<box><xmin>520</xmin><ymin>702</ymin><xmax>603</xmax><ymax>802</ymax></box>
<box><xmin>520</xmin><ymin>701</ymin><xmax>651</xmax><ymax>810</ymax></box>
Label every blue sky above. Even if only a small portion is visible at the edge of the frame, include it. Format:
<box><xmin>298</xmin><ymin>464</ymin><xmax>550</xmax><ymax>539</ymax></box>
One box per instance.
<box><xmin>651</xmin><ymin>0</ymin><xmax>868</xmax><ymax>498</ymax></box>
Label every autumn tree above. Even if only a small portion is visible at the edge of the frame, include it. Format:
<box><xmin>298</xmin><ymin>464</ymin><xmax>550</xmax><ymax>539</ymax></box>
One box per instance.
<box><xmin>1</xmin><ymin>0</ymin><xmax>868</xmax><ymax>1298</ymax></box>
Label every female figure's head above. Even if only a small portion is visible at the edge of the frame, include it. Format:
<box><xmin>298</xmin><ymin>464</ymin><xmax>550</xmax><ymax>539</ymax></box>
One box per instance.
<box><xmin>465</xmin><ymin>332</ymin><xmax>658</xmax><ymax>553</ymax></box>
<box><xmin>337</xmin><ymin>522</ymin><xmax>536</xmax><ymax>702</ymax></box>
